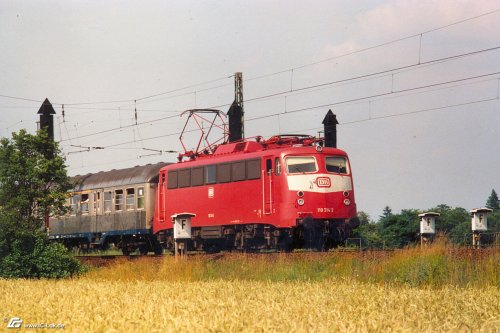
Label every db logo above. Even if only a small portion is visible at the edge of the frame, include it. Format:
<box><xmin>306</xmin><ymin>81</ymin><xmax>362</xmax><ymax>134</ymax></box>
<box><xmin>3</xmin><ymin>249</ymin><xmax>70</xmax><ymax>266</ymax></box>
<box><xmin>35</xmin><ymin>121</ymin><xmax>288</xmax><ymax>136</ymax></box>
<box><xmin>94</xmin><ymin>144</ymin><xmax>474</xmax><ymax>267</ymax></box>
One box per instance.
<box><xmin>316</xmin><ymin>177</ymin><xmax>331</xmax><ymax>188</ymax></box>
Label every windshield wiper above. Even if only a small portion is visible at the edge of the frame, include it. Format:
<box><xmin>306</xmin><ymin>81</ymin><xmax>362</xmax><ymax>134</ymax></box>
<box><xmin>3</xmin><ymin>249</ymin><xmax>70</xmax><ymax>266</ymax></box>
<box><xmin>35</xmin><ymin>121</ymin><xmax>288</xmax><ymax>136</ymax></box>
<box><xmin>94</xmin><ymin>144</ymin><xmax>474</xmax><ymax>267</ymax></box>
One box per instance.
<box><xmin>291</xmin><ymin>165</ymin><xmax>306</xmax><ymax>174</ymax></box>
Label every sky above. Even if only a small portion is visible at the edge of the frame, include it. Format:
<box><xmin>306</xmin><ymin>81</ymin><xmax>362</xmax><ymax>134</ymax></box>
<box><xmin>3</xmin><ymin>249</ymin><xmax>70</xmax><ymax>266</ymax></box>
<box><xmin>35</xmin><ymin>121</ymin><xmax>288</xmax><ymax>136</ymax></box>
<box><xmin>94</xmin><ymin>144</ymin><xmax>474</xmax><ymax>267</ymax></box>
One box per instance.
<box><xmin>0</xmin><ymin>0</ymin><xmax>499</xmax><ymax>220</ymax></box>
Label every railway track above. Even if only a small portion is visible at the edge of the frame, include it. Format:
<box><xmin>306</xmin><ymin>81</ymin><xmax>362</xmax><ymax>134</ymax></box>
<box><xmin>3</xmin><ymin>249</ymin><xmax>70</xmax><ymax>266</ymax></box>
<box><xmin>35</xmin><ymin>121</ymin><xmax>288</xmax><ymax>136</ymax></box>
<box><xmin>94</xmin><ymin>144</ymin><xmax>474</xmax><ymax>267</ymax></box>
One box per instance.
<box><xmin>76</xmin><ymin>249</ymin><xmax>394</xmax><ymax>266</ymax></box>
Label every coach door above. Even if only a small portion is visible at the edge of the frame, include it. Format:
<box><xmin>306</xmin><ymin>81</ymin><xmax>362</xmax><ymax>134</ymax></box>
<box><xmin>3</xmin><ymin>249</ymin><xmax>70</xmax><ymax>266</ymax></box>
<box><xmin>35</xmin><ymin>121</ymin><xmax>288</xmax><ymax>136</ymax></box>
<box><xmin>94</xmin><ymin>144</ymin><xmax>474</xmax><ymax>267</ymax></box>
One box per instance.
<box><xmin>263</xmin><ymin>157</ymin><xmax>273</xmax><ymax>215</ymax></box>
<box><xmin>158</xmin><ymin>172</ymin><xmax>167</xmax><ymax>223</ymax></box>
<box><xmin>93</xmin><ymin>189</ymin><xmax>104</xmax><ymax>233</ymax></box>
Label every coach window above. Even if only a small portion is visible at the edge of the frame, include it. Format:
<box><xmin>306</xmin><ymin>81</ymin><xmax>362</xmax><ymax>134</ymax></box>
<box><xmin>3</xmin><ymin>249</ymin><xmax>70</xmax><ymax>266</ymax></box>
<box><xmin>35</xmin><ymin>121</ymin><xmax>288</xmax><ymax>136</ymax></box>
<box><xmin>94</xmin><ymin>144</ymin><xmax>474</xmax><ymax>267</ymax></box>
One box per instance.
<box><xmin>70</xmin><ymin>194</ymin><xmax>80</xmax><ymax>216</ymax></box>
<box><xmin>275</xmin><ymin>157</ymin><xmax>281</xmax><ymax>176</ymax></box>
<box><xmin>126</xmin><ymin>188</ymin><xmax>135</xmax><ymax>210</ymax></box>
<box><xmin>325</xmin><ymin>156</ymin><xmax>349</xmax><ymax>174</ymax></box>
<box><xmin>191</xmin><ymin>167</ymin><xmax>204</xmax><ymax>186</ymax></box>
<box><xmin>115</xmin><ymin>189</ymin><xmax>124</xmax><ymax>212</ymax></box>
<box><xmin>285</xmin><ymin>156</ymin><xmax>318</xmax><ymax>174</ymax></box>
<box><xmin>217</xmin><ymin>163</ymin><xmax>231</xmax><ymax>183</ymax></box>
<box><xmin>80</xmin><ymin>194</ymin><xmax>89</xmax><ymax>215</ymax></box>
<box><xmin>246</xmin><ymin>159</ymin><xmax>261</xmax><ymax>180</ymax></box>
<box><xmin>178</xmin><ymin>168</ymin><xmax>191</xmax><ymax>188</ymax></box>
<box><xmin>104</xmin><ymin>191</ymin><xmax>112</xmax><ymax>213</ymax></box>
<box><xmin>232</xmin><ymin>161</ymin><xmax>246</xmax><ymax>182</ymax></box>
<box><xmin>205</xmin><ymin>165</ymin><xmax>216</xmax><ymax>184</ymax></box>
<box><xmin>137</xmin><ymin>187</ymin><xmax>145</xmax><ymax>209</ymax></box>
<box><xmin>94</xmin><ymin>192</ymin><xmax>102</xmax><ymax>215</ymax></box>
<box><xmin>167</xmin><ymin>171</ymin><xmax>177</xmax><ymax>189</ymax></box>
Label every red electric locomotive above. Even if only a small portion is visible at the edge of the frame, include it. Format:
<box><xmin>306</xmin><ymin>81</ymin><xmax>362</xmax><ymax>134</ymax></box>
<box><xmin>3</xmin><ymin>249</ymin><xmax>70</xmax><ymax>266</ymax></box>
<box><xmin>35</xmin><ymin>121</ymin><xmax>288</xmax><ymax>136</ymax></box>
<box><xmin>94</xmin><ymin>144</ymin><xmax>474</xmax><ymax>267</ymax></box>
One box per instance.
<box><xmin>153</xmin><ymin>109</ymin><xmax>359</xmax><ymax>252</ymax></box>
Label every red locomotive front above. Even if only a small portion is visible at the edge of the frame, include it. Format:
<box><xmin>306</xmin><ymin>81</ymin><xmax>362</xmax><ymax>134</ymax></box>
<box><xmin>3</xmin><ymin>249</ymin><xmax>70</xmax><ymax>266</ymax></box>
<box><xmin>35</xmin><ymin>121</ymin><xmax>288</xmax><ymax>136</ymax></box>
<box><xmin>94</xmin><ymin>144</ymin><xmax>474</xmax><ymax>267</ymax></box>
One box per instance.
<box><xmin>153</xmin><ymin>136</ymin><xmax>359</xmax><ymax>252</ymax></box>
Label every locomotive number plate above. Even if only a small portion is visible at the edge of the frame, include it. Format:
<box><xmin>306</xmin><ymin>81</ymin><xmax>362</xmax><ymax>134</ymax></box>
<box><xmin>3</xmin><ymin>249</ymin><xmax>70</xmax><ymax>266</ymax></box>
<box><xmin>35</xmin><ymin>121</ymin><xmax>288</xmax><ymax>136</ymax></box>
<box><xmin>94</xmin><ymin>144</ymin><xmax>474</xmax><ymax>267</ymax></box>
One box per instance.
<box><xmin>317</xmin><ymin>207</ymin><xmax>334</xmax><ymax>213</ymax></box>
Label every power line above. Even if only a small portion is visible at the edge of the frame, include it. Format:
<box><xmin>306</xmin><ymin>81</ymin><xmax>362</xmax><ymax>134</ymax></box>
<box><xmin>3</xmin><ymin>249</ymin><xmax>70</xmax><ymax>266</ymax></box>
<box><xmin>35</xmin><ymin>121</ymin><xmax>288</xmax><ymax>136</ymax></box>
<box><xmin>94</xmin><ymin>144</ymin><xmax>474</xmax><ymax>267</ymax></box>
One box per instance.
<box><xmin>5</xmin><ymin>8</ymin><xmax>498</xmax><ymax>111</ymax></box>
<box><xmin>58</xmin><ymin>75</ymin><xmax>233</xmax><ymax>106</ymax></box>
<box><xmin>0</xmin><ymin>94</ymin><xmax>43</xmax><ymax>103</ymax></box>
<box><xmin>246</xmin><ymin>72</ymin><xmax>500</xmax><ymax>121</ymax></box>
<box><xmin>244</xmin><ymin>8</ymin><xmax>500</xmax><ymax>82</ymax></box>
<box><xmin>57</xmin><ymin>45</ymin><xmax>500</xmax><ymax>144</ymax></box>
<box><xmin>64</xmin><ymin>94</ymin><xmax>499</xmax><ymax>162</ymax></box>
<box><xmin>224</xmin><ymin>46</ymin><xmax>500</xmax><ymax>109</ymax></box>
<box><xmin>84</xmin><ymin>72</ymin><xmax>499</xmax><ymax>150</ymax></box>
<box><xmin>59</xmin><ymin>113</ymin><xmax>180</xmax><ymax>142</ymax></box>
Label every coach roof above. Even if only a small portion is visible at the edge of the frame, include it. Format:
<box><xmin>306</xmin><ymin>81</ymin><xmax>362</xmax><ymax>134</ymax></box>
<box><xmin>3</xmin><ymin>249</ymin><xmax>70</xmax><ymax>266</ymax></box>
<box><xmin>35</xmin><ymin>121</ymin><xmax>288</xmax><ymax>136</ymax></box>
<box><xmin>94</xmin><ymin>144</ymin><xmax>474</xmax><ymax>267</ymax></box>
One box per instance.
<box><xmin>70</xmin><ymin>162</ymin><xmax>171</xmax><ymax>191</ymax></box>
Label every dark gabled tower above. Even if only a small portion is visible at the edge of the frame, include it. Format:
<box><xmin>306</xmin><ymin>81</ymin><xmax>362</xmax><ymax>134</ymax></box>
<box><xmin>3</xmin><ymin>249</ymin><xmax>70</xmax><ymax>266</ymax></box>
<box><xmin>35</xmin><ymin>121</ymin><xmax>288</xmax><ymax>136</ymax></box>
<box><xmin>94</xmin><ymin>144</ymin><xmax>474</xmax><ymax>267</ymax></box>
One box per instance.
<box><xmin>322</xmin><ymin>109</ymin><xmax>338</xmax><ymax>148</ymax></box>
<box><xmin>37</xmin><ymin>98</ymin><xmax>56</xmax><ymax>140</ymax></box>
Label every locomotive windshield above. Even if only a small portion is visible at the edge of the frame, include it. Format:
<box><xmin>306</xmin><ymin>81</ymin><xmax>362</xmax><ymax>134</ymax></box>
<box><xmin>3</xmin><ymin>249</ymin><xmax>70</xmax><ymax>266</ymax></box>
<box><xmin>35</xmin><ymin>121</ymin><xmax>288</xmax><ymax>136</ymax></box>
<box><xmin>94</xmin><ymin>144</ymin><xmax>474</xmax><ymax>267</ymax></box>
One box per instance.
<box><xmin>326</xmin><ymin>156</ymin><xmax>349</xmax><ymax>174</ymax></box>
<box><xmin>285</xmin><ymin>156</ymin><xmax>317</xmax><ymax>174</ymax></box>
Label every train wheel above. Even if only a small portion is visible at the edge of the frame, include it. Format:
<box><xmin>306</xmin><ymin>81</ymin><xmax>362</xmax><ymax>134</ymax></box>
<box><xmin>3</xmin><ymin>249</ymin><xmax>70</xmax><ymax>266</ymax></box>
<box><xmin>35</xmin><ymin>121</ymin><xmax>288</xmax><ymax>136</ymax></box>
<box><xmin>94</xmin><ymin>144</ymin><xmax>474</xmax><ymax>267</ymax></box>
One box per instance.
<box><xmin>153</xmin><ymin>244</ymin><xmax>163</xmax><ymax>255</ymax></box>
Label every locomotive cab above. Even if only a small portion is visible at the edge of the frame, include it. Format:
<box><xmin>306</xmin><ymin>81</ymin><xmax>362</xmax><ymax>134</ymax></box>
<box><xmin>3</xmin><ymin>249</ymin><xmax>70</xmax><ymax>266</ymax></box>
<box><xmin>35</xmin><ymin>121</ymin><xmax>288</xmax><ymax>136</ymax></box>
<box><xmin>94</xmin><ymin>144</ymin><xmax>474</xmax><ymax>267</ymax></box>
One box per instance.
<box><xmin>279</xmin><ymin>147</ymin><xmax>359</xmax><ymax>249</ymax></box>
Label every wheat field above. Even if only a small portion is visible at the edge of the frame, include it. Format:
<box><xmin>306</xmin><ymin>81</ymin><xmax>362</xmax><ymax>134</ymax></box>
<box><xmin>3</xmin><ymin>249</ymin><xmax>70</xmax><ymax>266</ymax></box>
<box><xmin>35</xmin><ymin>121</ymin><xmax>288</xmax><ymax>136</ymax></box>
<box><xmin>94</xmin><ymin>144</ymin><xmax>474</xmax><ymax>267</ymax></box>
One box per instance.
<box><xmin>1</xmin><ymin>261</ymin><xmax>499</xmax><ymax>332</ymax></box>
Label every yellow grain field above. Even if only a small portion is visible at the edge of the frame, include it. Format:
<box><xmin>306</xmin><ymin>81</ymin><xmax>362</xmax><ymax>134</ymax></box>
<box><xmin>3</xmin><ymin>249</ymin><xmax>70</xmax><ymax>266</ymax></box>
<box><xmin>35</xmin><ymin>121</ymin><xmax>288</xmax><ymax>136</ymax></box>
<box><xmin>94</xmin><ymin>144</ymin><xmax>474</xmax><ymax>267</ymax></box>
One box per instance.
<box><xmin>1</xmin><ymin>277</ymin><xmax>498</xmax><ymax>332</ymax></box>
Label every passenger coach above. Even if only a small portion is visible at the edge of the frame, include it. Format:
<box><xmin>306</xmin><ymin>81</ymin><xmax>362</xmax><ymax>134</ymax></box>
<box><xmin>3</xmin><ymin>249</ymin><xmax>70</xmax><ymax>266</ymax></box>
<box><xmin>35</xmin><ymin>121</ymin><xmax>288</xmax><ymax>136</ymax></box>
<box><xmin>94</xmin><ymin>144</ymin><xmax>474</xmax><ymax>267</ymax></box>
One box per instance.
<box><xmin>50</xmin><ymin>162</ymin><xmax>169</xmax><ymax>254</ymax></box>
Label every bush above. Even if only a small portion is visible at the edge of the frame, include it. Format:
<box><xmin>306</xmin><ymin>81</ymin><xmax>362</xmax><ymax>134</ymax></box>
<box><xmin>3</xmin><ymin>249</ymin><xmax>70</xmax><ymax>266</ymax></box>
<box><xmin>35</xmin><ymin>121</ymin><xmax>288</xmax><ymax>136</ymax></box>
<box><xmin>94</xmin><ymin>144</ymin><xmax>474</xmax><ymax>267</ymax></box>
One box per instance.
<box><xmin>0</xmin><ymin>230</ymin><xmax>85</xmax><ymax>279</ymax></box>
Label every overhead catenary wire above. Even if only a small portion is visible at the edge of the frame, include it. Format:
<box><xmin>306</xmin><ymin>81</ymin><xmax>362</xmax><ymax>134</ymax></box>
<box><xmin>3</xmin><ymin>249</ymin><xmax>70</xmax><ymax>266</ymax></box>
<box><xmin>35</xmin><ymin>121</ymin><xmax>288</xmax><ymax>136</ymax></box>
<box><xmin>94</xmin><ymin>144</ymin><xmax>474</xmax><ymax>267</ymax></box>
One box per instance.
<box><xmin>244</xmin><ymin>8</ymin><xmax>500</xmax><ymax>82</ymax></box>
<box><xmin>57</xmin><ymin>45</ymin><xmax>500</xmax><ymax>144</ymax></box>
<box><xmin>3</xmin><ymin>8</ymin><xmax>498</xmax><ymax>109</ymax></box>
<box><xmin>85</xmin><ymin>72</ymin><xmax>500</xmax><ymax>150</ymax></box>
<box><xmin>63</xmin><ymin>95</ymin><xmax>499</xmax><ymax>170</ymax></box>
<box><xmin>56</xmin><ymin>75</ymin><xmax>234</xmax><ymax>106</ymax></box>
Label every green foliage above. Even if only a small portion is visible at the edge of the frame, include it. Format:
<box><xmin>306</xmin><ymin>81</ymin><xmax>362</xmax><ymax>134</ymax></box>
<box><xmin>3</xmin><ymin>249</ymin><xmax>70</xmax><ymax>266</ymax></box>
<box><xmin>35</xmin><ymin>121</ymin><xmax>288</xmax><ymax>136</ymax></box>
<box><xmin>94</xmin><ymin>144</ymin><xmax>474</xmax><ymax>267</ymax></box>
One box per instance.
<box><xmin>0</xmin><ymin>129</ymin><xmax>71</xmax><ymax>225</ymax></box>
<box><xmin>0</xmin><ymin>129</ymin><xmax>83</xmax><ymax>278</ymax></box>
<box><xmin>380</xmin><ymin>205</ymin><xmax>392</xmax><ymax>219</ymax></box>
<box><xmin>378</xmin><ymin>209</ymin><xmax>419</xmax><ymax>248</ymax></box>
<box><xmin>354</xmin><ymin>222</ymin><xmax>384</xmax><ymax>248</ymax></box>
<box><xmin>352</xmin><ymin>212</ymin><xmax>384</xmax><ymax>248</ymax></box>
<box><xmin>0</xmin><ymin>231</ymin><xmax>85</xmax><ymax>278</ymax></box>
<box><xmin>486</xmin><ymin>189</ymin><xmax>499</xmax><ymax>211</ymax></box>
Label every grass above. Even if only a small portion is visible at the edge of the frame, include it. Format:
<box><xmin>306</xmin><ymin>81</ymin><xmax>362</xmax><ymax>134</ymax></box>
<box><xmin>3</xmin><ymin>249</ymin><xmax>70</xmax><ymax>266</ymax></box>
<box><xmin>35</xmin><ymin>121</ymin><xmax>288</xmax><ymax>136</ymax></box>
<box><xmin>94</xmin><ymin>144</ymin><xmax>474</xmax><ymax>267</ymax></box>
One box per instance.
<box><xmin>0</xmin><ymin>243</ymin><xmax>498</xmax><ymax>332</ymax></box>
<box><xmin>84</xmin><ymin>243</ymin><xmax>499</xmax><ymax>287</ymax></box>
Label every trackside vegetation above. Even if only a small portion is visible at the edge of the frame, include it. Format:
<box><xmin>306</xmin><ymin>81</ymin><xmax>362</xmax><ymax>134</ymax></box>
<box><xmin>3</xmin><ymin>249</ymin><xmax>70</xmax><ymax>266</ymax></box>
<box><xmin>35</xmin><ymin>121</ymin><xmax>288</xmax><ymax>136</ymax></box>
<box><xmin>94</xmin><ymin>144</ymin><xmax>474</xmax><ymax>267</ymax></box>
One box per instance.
<box><xmin>85</xmin><ymin>242</ymin><xmax>498</xmax><ymax>288</ymax></box>
<box><xmin>0</xmin><ymin>130</ymin><xmax>84</xmax><ymax>278</ymax></box>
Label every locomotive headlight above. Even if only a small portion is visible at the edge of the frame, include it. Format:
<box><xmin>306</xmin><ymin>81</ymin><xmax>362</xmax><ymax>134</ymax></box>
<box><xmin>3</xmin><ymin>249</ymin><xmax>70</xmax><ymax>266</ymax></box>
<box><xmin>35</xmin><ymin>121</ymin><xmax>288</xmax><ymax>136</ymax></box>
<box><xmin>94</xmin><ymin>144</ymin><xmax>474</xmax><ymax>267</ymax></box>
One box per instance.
<box><xmin>344</xmin><ymin>199</ymin><xmax>351</xmax><ymax>206</ymax></box>
<box><xmin>297</xmin><ymin>191</ymin><xmax>304</xmax><ymax>197</ymax></box>
<box><xmin>297</xmin><ymin>198</ymin><xmax>305</xmax><ymax>206</ymax></box>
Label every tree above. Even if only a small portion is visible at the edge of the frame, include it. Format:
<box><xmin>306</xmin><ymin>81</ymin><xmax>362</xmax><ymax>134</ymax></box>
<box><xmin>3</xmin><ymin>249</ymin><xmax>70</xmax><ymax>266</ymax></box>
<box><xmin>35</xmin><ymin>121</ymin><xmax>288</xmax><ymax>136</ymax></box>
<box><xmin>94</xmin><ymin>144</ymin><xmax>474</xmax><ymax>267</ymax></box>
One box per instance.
<box><xmin>357</xmin><ymin>211</ymin><xmax>372</xmax><ymax>226</ymax></box>
<box><xmin>0</xmin><ymin>129</ymin><xmax>83</xmax><ymax>278</ymax></box>
<box><xmin>378</xmin><ymin>209</ymin><xmax>419</xmax><ymax>248</ymax></box>
<box><xmin>379</xmin><ymin>206</ymin><xmax>392</xmax><ymax>220</ymax></box>
<box><xmin>486</xmin><ymin>189</ymin><xmax>499</xmax><ymax>211</ymax></box>
<box><xmin>351</xmin><ymin>211</ymin><xmax>384</xmax><ymax>249</ymax></box>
